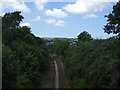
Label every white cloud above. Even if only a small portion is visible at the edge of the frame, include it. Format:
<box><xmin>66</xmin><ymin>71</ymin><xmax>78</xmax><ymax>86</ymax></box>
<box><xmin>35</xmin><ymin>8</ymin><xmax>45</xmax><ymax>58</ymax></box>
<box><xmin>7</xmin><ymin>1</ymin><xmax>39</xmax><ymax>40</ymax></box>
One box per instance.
<box><xmin>55</xmin><ymin>20</ymin><xmax>65</xmax><ymax>27</ymax></box>
<box><xmin>0</xmin><ymin>12</ymin><xmax>5</xmax><ymax>16</ymax></box>
<box><xmin>45</xmin><ymin>8</ymin><xmax>67</xmax><ymax>18</ymax></box>
<box><xmin>20</xmin><ymin>22</ymin><xmax>30</xmax><ymax>27</ymax></box>
<box><xmin>0</xmin><ymin>0</ymin><xmax>30</xmax><ymax>13</ymax></box>
<box><xmin>32</xmin><ymin>16</ymin><xmax>41</xmax><ymax>21</ymax></box>
<box><xmin>63</xmin><ymin>0</ymin><xmax>111</xmax><ymax>14</ymax></box>
<box><xmin>35</xmin><ymin>0</ymin><xmax>48</xmax><ymax>10</ymax></box>
<box><xmin>45</xmin><ymin>19</ymin><xmax>65</xmax><ymax>27</ymax></box>
<box><xmin>45</xmin><ymin>19</ymin><xmax>56</xmax><ymax>24</ymax></box>
<box><xmin>83</xmin><ymin>14</ymin><xmax>98</xmax><ymax>19</ymax></box>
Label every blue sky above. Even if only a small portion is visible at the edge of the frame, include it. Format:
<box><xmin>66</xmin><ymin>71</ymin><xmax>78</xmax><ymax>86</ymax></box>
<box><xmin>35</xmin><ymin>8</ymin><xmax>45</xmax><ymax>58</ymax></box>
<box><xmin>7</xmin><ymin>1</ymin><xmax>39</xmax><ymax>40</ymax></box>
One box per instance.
<box><xmin>0</xmin><ymin>0</ymin><xmax>117</xmax><ymax>39</ymax></box>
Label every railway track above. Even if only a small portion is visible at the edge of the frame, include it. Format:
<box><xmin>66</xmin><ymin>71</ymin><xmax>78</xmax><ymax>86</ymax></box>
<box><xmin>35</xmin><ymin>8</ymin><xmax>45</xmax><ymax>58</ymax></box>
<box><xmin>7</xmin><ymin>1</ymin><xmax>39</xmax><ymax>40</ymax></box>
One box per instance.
<box><xmin>43</xmin><ymin>54</ymin><xmax>70</xmax><ymax>88</ymax></box>
<box><xmin>50</xmin><ymin>54</ymin><xmax>70</xmax><ymax>88</ymax></box>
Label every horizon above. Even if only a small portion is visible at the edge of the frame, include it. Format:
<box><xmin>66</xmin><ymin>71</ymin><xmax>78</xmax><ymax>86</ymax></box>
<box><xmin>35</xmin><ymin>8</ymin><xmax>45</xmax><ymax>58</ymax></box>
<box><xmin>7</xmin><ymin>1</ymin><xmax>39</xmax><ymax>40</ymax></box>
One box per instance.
<box><xmin>1</xmin><ymin>0</ymin><xmax>118</xmax><ymax>39</ymax></box>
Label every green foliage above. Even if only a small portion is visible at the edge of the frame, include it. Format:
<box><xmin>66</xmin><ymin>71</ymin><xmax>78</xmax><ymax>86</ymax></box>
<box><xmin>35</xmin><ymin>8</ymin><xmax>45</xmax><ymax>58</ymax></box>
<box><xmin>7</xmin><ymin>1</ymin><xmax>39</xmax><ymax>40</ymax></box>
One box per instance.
<box><xmin>53</xmin><ymin>39</ymin><xmax>70</xmax><ymax>60</ymax></box>
<box><xmin>104</xmin><ymin>1</ymin><xmax>120</xmax><ymax>36</ymax></box>
<box><xmin>2</xmin><ymin>45</ymin><xmax>17</xmax><ymax>88</ymax></box>
<box><xmin>2</xmin><ymin>11</ymin><xmax>49</xmax><ymax>88</ymax></box>
<box><xmin>16</xmin><ymin>74</ymin><xmax>33</xmax><ymax>88</ymax></box>
<box><xmin>52</xmin><ymin>33</ymin><xmax>120</xmax><ymax>88</ymax></box>
<box><xmin>2</xmin><ymin>11</ymin><xmax>24</xmax><ymax>30</ymax></box>
<box><xmin>77</xmin><ymin>31</ymin><xmax>92</xmax><ymax>42</ymax></box>
<box><xmin>72</xmin><ymin>78</ymin><xmax>88</xmax><ymax>88</ymax></box>
<box><xmin>63</xmin><ymin>39</ymin><xmax>120</xmax><ymax>88</ymax></box>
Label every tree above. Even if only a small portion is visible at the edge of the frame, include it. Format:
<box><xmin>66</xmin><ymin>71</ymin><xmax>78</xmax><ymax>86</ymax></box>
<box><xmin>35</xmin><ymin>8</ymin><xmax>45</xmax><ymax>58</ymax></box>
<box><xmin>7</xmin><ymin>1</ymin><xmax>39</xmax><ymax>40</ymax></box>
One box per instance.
<box><xmin>2</xmin><ymin>11</ymin><xmax>49</xmax><ymax>88</ymax></box>
<box><xmin>2</xmin><ymin>11</ymin><xmax>24</xmax><ymax>30</ymax></box>
<box><xmin>104</xmin><ymin>1</ymin><xmax>120</xmax><ymax>36</ymax></box>
<box><xmin>53</xmin><ymin>39</ymin><xmax>70</xmax><ymax>57</ymax></box>
<box><xmin>77</xmin><ymin>31</ymin><xmax>92</xmax><ymax>41</ymax></box>
<box><xmin>2</xmin><ymin>45</ymin><xmax>17</xmax><ymax>88</ymax></box>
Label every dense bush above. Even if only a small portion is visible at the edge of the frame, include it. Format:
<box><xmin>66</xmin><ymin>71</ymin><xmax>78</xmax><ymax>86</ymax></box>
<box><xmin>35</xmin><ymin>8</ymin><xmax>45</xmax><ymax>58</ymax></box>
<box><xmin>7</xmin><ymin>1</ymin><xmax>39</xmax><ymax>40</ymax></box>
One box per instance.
<box><xmin>56</xmin><ymin>38</ymin><xmax>120</xmax><ymax>88</ymax></box>
<box><xmin>2</xmin><ymin>11</ymin><xmax>49</xmax><ymax>88</ymax></box>
<box><xmin>53</xmin><ymin>38</ymin><xmax>70</xmax><ymax>60</ymax></box>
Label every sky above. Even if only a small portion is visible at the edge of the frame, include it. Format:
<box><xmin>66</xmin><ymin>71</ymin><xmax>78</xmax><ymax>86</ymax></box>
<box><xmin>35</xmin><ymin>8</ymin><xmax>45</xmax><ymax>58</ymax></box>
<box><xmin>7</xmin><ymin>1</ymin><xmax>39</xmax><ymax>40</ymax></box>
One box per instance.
<box><xmin>0</xmin><ymin>0</ymin><xmax>118</xmax><ymax>39</ymax></box>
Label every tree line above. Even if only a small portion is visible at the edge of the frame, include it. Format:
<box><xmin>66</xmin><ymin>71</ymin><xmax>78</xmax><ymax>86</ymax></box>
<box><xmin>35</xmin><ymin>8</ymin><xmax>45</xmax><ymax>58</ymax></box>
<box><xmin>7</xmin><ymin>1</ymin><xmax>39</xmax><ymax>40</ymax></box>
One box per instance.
<box><xmin>2</xmin><ymin>11</ymin><xmax>49</xmax><ymax>88</ymax></box>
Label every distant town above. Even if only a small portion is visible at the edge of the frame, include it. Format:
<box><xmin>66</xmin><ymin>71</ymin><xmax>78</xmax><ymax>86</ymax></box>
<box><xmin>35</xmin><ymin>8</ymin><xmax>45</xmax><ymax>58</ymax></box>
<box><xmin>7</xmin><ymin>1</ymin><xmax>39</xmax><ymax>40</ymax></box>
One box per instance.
<box><xmin>43</xmin><ymin>38</ymin><xmax>78</xmax><ymax>46</ymax></box>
